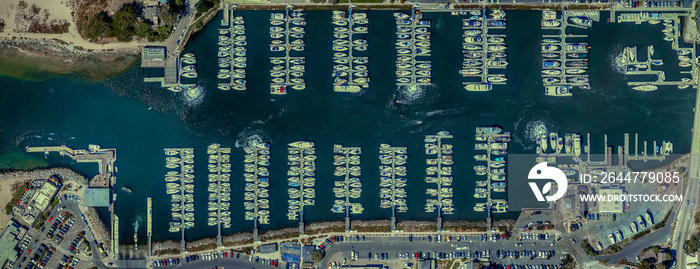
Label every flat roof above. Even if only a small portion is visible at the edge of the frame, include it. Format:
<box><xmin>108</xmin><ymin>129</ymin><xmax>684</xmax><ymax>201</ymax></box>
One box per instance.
<box><xmin>31</xmin><ymin>183</ymin><xmax>57</xmax><ymax>211</ymax></box>
<box><xmin>598</xmin><ymin>188</ymin><xmax>624</xmax><ymax>213</ymax></box>
<box><xmin>0</xmin><ymin>220</ymin><xmax>25</xmax><ymax>266</ymax></box>
<box><xmin>85</xmin><ymin>188</ymin><xmax>111</xmax><ymax>207</ymax></box>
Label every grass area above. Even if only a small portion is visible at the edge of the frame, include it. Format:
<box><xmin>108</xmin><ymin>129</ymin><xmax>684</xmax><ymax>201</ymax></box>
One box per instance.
<box><xmin>188</xmin><ymin>243</ymin><xmax>217</xmax><ymax>252</ymax></box>
<box><xmin>354</xmin><ymin>226</ymin><xmax>391</xmax><ymax>233</ymax></box>
<box><xmin>338</xmin><ymin>0</ymin><xmax>385</xmax><ymax>3</ymax></box>
<box><xmin>154</xmin><ymin>248</ymin><xmax>180</xmax><ymax>256</ymax></box>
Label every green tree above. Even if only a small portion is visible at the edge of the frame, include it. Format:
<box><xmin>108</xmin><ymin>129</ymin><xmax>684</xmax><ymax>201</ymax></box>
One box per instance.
<box><xmin>110</xmin><ymin>4</ymin><xmax>138</xmax><ymax>42</ymax></box>
<box><xmin>685</xmin><ymin>235</ymin><xmax>700</xmax><ymax>254</ymax></box>
<box><xmin>135</xmin><ymin>21</ymin><xmax>152</xmax><ymax>38</ymax></box>
<box><xmin>311</xmin><ymin>249</ymin><xmax>324</xmax><ymax>262</ymax></box>
<box><xmin>84</xmin><ymin>12</ymin><xmax>111</xmax><ymax>40</ymax></box>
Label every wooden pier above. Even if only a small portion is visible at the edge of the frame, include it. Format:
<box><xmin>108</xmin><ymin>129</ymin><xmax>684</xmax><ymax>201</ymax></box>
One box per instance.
<box><xmin>378</xmin><ymin>144</ymin><xmax>408</xmax><ymax>232</ymax></box>
<box><xmin>396</xmin><ymin>7</ymin><xmax>432</xmax><ymax>88</ymax></box>
<box><xmin>331</xmin><ymin>8</ymin><xmax>370</xmax><ymax>92</ymax></box>
<box><xmin>269</xmin><ymin>6</ymin><xmax>306</xmax><ymax>95</ymax></box>
<box><xmin>331</xmin><ymin>145</ymin><xmax>363</xmax><ymax>232</ymax></box>
<box><xmin>461</xmin><ymin>8</ymin><xmax>508</xmax><ymax>89</ymax></box>
<box><xmin>425</xmin><ymin>131</ymin><xmax>455</xmax><ymax>231</ymax></box>
<box><xmin>207</xmin><ymin>144</ymin><xmax>232</xmax><ymax>247</ymax></box>
<box><xmin>243</xmin><ymin>143</ymin><xmax>271</xmax><ymax>242</ymax></box>
<box><xmin>286</xmin><ymin>141</ymin><xmax>316</xmax><ymax>236</ymax></box>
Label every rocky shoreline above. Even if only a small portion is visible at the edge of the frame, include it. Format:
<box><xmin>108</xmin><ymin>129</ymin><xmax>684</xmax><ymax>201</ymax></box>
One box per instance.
<box><xmin>0</xmin><ymin>36</ymin><xmax>140</xmax><ymax>80</ymax></box>
<box><xmin>150</xmin><ymin>218</ymin><xmax>517</xmax><ymax>255</ymax></box>
<box><xmin>0</xmin><ymin>167</ymin><xmax>89</xmax><ymax>185</ymax></box>
<box><xmin>0</xmin><ymin>37</ymin><xmax>139</xmax><ymax>59</ymax></box>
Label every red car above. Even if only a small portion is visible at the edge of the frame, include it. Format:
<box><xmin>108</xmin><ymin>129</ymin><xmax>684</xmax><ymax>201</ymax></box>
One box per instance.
<box><xmin>48</xmin><ymin>216</ymin><xmax>53</xmax><ymax>222</ymax></box>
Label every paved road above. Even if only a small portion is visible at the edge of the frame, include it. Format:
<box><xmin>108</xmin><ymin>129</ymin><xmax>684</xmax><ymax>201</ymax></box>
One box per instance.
<box><xmin>673</xmin><ymin>70</ymin><xmax>700</xmax><ymax>268</ymax></box>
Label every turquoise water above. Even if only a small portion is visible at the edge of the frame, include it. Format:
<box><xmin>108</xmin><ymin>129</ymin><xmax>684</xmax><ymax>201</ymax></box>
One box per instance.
<box><xmin>0</xmin><ymin>10</ymin><xmax>695</xmax><ymax>243</ymax></box>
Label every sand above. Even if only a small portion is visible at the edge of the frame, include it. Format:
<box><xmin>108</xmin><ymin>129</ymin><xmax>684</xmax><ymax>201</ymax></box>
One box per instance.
<box><xmin>0</xmin><ymin>177</ymin><xmax>30</xmax><ymax>234</ymax></box>
<box><xmin>0</xmin><ymin>0</ymin><xmax>159</xmax><ymax>51</ymax></box>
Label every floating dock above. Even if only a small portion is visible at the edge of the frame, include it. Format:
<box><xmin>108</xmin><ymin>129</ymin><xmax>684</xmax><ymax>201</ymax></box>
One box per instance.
<box><xmin>287</xmin><ymin>141</ymin><xmax>316</xmax><ymax>235</ymax></box>
<box><xmin>207</xmin><ymin>144</ymin><xmax>232</xmax><ymax>247</ymax></box>
<box><xmin>541</xmin><ymin>10</ymin><xmax>595</xmax><ymax>96</ymax></box>
<box><xmin>147</xmin><ymin>197</ymin><xmax>152</xmax><ymax>257</ymax></box>
<box><xmin>163</xmin><ymin>148</ymin><xmax>194</xmax><ymax>252</ymax></box>
<box><xmin>378</xmin><ymin>144</ymin><xmax>408</xmax><ymax>232</ymax></box>
<box><xmin>217</xmin><ymin>10</ymin><xmax>247</xmax><ymax>91</ymax></box>
<box><xmin>462</xmin><ymin>8</ymin><xmax>508</xmax><ymax>92</ymax></box>
<box><xmin>243</xmin><ymin>142</ymin><xmax>271</xmax><ymax>242</ymax></box>
<box><xmin>395</xmin><ymin>8</ymin><xmax>432</xmax><ymax>88</ymax></box>
<box><xmin>473</xmin><ymin>127</ymin><xmax>510</xmax><ymax>214</ymax></box>
<box><xmin>332</xmin><ymin>8</ymin><xmax>370</xmax><ymax>93</ymax></box>
<box><xmin>270</xmin><ymin>7</ymin><xmax>307</xmax><ymax>95</ymax></box>
<box><xmin>621</xmin><ymin>43</ymin><xmax>696</xmax><ymax>90</ymax></box>
<box><xmin>332</xmin><ymin>145</ymin><xmax>363</xmax><ymax>232</ymax></box>
<box><xmin>425</xmin><ymin>131</ymin><xmax>455</xmax><ymax>223</ymax></box>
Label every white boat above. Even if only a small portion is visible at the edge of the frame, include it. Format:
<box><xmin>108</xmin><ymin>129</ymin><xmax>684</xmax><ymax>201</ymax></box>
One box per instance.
<box><xmin>632</xmin><ymin>84</ymin><xmax>658</xmax><ymax>91</ymax></box>
<box><xmin>465</xmin><ymin>83</ymin><xmax>492</xmax><ymax>92</ymax></box>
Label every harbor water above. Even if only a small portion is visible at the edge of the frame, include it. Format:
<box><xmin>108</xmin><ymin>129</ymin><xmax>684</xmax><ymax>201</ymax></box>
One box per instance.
<box><xmin>0</xmin><ymin>10</ymin><xmax>695</xmax><ymax>244</ymax></box>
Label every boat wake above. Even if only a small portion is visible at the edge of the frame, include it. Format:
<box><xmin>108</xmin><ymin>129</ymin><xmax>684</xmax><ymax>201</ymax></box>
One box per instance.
<box><xmin>133</xmin><ymin>216</ymin><xmax>141</xmax><ymax>233</ymax></box>
<box><xmin>610</xmin><ymin>45</ymin><xmax>627</xmax><ymax>74</ymax></box>
<box><xmin>235</xmin><ymin>129</ymin><xmax>265</xmax><ymax>148</ymax></box>
<box><xmin>183</xmin><ymin>85</ymin><xmax>205</xmax><ymax>106</ymax></box>
<box><xmin>394</xmin><ymin>84</ymin><xmax>429</xmax><ymax>104</ymax></box>
<box><xmin>513</xmin><ymin>119</ymin><xmax>549</xmax><ymax>150</ymax></box>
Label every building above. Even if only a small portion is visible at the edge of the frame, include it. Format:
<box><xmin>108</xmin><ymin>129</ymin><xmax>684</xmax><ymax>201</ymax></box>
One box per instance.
<box><xmin>597</xmin><ymin>188</ymin><xmax>625</xmax><ymax>213</ymax></box>
<box><xmin>418</xmin><ymin>259</ymin><xmax>434</xmax><ymax>269</ymax></box>
<box><xmin>301</xmin><ymin>245</ymin><xmax>315</xmax><ymax>264</ymax></box>
<box><xmin>85</xmin><ymin>188</ymin><xmax>111</xmax><ymax>207</ymax></box>
<box><xmin>141</xmin><ymin>46</ymin><xmax>167</xmax><ymax>68</ymax></box>
<box><xmin>30</xmin><ymin>181</ymin><xmax>58</xmax><ymax>212</ymax></box>
<box><xmin>0</xmin><ymin>220</ymin><xmax>27</xmax><ymax>268</ymax></box>
<box><xmin>144</xmin><ymin>5</ymin><xmax>160</xmax><ymax>25</ymax></box>
<box><xmin>259</xmin><ymin>243</ymin><xmax>278</xmax><ymax>254</ymax></box>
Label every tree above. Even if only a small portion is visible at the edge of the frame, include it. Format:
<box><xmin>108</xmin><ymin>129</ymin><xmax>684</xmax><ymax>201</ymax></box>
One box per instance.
<box><xmin>110</xmin><ymin>4</ymin><xmax>139</xmax><ymax>42</ymax></box>
<box><xmin>684</xmin><ymin>235</ymin><xmax>700</xmax><ymax>254</ymax></box>
<box><xmin>310</xmin><ymin>249</ymin><xmax>324</xmax><ymax>262</ymax></box>
<box><xmin>135</xmin><ymin>21</ymin><xmax>152</xmax><ymax>38</ymax></box>
<box><xmin>84</xmin><ymin>12</ymin><xmax>111</xmax><ymax>40</ymax></box>
<box><xmin>638</xmin><ymin>260</ymin><xmax>652</xmax><ymax>269</ymax></box>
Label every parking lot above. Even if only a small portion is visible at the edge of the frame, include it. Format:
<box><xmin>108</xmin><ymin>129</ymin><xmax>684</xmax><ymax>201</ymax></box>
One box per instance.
<box><xmin>154</xmin><ymin>250</ymin><xmax>279</xmax><ymax>269</ymax></box>
<box><xmin>12</xmin><ymin>195</ymin><xmax>97</xmax><ymax>269</ymax></box>
<box><xmin>320</xmin><ymin>233</ymin><xmax>566</xmax><ymax>268</ymax></box>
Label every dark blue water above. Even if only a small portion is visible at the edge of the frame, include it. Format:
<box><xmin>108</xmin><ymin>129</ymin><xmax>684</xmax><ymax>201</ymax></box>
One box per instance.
<box><xmin>0</xmin><ymin>10</ymin><xmax>694</xmax><ymax>244</ymax></box>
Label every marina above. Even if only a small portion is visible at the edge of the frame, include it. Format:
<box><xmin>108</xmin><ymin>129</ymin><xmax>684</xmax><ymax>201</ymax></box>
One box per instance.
<box><xmin>378</xmin><ymin>144</ymin><xmax>408</xmax><ymax>232</ymax></box>
<box><xmin>618</xmin><ymin>44</ymin><xmax>696</xmax><ymax>90</ymax></box>
<box><xmin>218</xmin><ymin>10</ymin><xmax>247</xmax><ymax>91</ymax></box>
<box><xmin>270</xmin><ymin>7</ymin><xmax>307</xmax><ymax>95</ymax></box>
<box><xmin>395</xmin><ymin>8</ymin><xmax>432</xmax><ymax>88</ymax></box>
<box><xmin>287</xmin><ymin>141</ymin><xmax>316</xmax><ymax>234</ymax></box>
<box><xmin>332</xmin><ymin>9</ymin><xmax>369</xmax><ymax>93</ymax></box>
<box><xmin>163</xmin><ymin>148</ymin><xmax>194</xmax><ymax>251</ymax></box>
<box><xmin>243</xmin><ymin>142</ymin><xmax>271</xmax><ymax>242</ymax></box>
<box><xmin>473</xmin><ymin>126</ymin><xmax>510</xmax><ymax>215</ymax></box>
<box><xmin>206</xmin><ymin>144</ymin><xmax>231</xmax><ymax>247</ymax></box>
<box><xmin>460</xmin><ymin>8</ymin><xmax>508</xmax><ymax>92</ymax></box>
<box><xmin>425</xmin><ymin>131</ymin><xmax>454</xmax><ymax>231</ymax></box>
<box><xmin>614</xmin><ymin>11</ymin><xmax>698</xmax><ymax>90</ymax></box>
<box><xmin>541</xmin><ymin>10</ymin><xmax>595</xmax><ymax>96</ymax></box>
<box><xmin>331</xmin><ymin>144</ymin><xmax>364</xmax><ymax>232</ymax></box>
